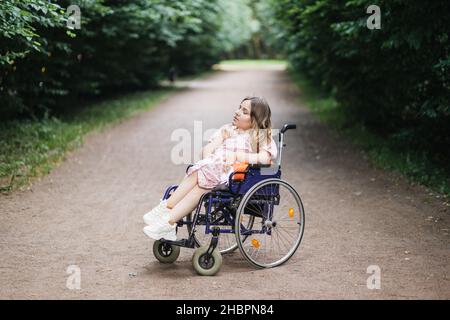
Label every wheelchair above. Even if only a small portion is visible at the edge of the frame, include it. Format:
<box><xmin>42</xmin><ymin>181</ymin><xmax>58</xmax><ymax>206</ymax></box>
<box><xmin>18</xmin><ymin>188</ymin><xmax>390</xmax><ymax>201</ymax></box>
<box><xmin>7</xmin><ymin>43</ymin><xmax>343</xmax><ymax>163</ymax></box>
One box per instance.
<box><xmin>152</xmin><ymin>124</ymin><xmax>305</xmax><ymax>276</ymax></box>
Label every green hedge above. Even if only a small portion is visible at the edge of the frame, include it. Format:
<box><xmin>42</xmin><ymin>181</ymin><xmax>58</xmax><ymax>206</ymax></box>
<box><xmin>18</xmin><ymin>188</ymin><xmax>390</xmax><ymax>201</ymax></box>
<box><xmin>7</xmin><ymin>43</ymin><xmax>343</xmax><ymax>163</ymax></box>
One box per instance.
<box><xmin>0</xmin><ymin>0</ymin><xmax>252</xmax><ymax>120</ymax></box>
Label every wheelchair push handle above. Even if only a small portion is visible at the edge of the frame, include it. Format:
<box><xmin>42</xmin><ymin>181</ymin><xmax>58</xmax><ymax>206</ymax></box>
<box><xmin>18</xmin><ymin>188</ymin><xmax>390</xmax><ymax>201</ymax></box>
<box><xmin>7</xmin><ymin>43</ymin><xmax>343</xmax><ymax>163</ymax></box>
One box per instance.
<box><xmin>278</xmin><ymin>123</ymin><xmax>297</xmax><ymax>144</ymax></box>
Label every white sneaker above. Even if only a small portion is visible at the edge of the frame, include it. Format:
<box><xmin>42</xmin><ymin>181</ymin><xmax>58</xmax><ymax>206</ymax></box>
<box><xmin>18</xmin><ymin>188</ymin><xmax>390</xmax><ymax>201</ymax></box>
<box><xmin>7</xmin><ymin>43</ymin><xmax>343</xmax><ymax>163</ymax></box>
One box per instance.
<box><xmin>143</xmin><ymin>205</ymin><xmax>177</xmax><ymax>241</ymax></box>
<box><xmin>143</xmin><ymin>199</ymin><xmax>168</xmax><ymax>225</ymax></box>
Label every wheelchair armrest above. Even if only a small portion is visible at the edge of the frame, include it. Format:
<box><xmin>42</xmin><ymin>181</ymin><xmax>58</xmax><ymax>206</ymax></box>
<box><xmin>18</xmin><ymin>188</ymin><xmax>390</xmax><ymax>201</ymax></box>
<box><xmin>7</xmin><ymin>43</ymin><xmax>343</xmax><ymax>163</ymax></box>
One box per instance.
<box><xmin>248</xmin><ymin>163</ymin><xmax>272</xmax><ymax>169</ymax></box>
<box><xmin>185</xmin><ymin>164</ymin><xmax>194</xmax><ymax>174</ymax></box>
<box><xmin>228</xmin><ymin>171</ymin><xmax>248</xmax><ymax>194</ymax></box>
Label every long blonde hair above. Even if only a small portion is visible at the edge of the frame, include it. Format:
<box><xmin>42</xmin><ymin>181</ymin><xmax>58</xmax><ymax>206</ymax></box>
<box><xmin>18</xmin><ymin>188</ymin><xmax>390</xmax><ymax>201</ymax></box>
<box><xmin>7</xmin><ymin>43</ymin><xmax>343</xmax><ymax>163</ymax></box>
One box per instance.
<box><xmin>241</xmin><ymin>96</ymin><xmax>272</xmax><ymax>153</ymax></box>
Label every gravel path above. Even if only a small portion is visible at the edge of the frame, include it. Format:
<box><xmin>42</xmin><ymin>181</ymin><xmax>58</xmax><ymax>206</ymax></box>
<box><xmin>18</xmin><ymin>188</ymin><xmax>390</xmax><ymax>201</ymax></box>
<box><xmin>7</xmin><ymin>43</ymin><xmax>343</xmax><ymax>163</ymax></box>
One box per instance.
<box><xmin>0</xmin><ymin>67</ymin><xmax>448</xmax><ymax>299</ymax></box>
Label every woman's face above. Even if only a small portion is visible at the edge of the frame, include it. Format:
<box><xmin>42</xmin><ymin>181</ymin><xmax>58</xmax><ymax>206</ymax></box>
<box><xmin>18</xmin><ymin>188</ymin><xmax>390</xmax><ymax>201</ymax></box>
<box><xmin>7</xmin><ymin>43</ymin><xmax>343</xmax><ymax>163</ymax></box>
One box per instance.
<box><xmin>232</xmin><ymin>99</ymin><xmax>252</xmax><ymax>130</ymax></box>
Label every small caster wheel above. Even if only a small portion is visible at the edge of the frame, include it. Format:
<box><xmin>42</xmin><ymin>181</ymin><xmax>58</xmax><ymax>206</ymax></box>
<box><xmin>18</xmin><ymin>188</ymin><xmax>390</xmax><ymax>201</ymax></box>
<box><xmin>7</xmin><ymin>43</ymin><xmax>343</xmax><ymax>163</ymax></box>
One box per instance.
<box><xmin>153</xmin><ymin>240</ymin><xmax>180</xmax><ymax>263</ymax></box>
<box><xmin>192</xmin><ymin>246</ymin><xmax>222</xmax><ymax>276</ymax></box>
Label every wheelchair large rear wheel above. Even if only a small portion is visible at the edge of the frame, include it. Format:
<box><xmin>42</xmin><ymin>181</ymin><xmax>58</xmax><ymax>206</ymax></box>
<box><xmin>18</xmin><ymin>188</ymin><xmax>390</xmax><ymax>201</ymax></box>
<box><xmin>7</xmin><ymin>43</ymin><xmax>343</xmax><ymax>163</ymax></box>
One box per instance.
<box><xmin>235</xmin><ymin>179</ymin><xmax>305</xmax><ymax>268</ymax></box>
<box><xmin>192</xmin><ymin>246</ymin><xmax>223</xmax><ymax>276</ymax></box>
<box><xmin>186</xmin><ymin>201</ymin><xmax>239</xmax><ymax>254</ymax></box>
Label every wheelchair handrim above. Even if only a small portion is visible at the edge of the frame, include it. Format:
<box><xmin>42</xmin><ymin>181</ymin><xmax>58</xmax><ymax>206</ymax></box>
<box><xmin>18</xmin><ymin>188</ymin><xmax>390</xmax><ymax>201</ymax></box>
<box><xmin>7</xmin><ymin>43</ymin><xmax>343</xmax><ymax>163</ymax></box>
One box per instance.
<box><xmin>235</xmin><ymin>178</ymin><xmax>305</xmax><ymax>268</ymax></box>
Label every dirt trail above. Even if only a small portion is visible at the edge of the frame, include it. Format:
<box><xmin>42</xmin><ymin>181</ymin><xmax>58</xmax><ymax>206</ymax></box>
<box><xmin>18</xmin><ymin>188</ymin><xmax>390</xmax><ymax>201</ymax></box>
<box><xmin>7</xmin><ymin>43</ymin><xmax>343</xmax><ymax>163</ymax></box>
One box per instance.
<box><xmin>0</xmin><ymin>67</ymin><xmax>449</xmax><ymax>299</ymax></box>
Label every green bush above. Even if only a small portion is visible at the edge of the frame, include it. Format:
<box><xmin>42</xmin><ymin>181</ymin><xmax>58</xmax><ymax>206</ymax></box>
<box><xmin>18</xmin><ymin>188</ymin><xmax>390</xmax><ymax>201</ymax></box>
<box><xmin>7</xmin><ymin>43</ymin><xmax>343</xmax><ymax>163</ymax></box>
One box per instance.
<box><xmin>271</xmin><ymin>0</ymin><xmax>450</xmax><ymax>166</ymax></box>
<box><xmin>0</xmin><ymin>0</ymin><xmax>255</xmax><ymax>120</ymax></box>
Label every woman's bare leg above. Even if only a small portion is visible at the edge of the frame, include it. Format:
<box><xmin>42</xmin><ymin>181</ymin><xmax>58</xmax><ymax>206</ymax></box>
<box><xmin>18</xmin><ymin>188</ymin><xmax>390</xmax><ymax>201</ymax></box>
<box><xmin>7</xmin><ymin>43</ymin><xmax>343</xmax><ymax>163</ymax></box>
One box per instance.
<box><xmin>168</xmin><ymin>185</ymin><xmax>209</xmax><ymax>224</ymax></box>
<box><xmin>166</xmin><ymin>171</ymin><xmax>198</xmax><ymax>209</ymax></box>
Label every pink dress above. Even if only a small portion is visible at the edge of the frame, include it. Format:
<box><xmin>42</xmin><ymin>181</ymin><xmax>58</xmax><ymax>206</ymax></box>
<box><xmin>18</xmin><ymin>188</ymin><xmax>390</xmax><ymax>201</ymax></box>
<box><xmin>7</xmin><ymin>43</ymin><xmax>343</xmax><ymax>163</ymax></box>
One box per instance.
<box><xmin>186</xmin><ymin>124</ymin><xmax>278</xmax><ymax>189</ymax></box>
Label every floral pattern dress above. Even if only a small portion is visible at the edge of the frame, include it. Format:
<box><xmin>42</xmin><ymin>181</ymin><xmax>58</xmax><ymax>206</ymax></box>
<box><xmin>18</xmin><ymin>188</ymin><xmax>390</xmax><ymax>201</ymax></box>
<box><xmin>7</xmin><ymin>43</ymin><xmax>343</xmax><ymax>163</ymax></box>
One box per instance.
<box><xmin>186</xmin><ymin>124</ymin><xmax>278</xmax><ymax>189</ymax></box>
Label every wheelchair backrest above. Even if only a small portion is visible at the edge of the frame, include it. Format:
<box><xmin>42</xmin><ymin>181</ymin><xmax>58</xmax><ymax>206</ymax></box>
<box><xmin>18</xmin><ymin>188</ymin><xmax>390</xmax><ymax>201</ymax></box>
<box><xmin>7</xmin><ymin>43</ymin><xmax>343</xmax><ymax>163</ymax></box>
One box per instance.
<box><xmin>229</xmin><ymin>167</ymin><xmax>281</xmax><ymax>194</ymax></box>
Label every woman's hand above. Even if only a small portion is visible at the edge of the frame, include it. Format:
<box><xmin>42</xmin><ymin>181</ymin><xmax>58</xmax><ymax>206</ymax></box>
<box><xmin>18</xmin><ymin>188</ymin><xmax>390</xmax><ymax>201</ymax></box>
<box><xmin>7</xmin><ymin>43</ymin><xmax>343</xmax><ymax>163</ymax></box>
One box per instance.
<box><xmin>224</xmin><ymin>150</ymin><xmax>237</xmax><ymax>165</ymax></box>
<box><xmin>200</xmin><ymin>143</ymin><xmax>215</xmax><ymax>159</ymax></box>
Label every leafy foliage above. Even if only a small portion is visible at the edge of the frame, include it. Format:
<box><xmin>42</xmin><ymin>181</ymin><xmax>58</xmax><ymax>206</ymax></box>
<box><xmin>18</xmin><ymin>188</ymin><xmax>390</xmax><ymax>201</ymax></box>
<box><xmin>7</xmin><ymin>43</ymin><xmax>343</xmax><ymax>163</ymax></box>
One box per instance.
<box><xmin>0</xmin><ymin>0</ymin><xmax>254</xmax><ymax>119</ymax></box>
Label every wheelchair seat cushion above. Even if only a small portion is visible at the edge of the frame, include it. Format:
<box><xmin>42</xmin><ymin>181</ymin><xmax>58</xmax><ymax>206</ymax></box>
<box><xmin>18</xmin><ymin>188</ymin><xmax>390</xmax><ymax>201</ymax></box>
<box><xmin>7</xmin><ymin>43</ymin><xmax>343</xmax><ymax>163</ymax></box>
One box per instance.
<box><xmin>211</xmin><ymin>182</ymin><xmax>229</xmax><ymax>191</ymax></box>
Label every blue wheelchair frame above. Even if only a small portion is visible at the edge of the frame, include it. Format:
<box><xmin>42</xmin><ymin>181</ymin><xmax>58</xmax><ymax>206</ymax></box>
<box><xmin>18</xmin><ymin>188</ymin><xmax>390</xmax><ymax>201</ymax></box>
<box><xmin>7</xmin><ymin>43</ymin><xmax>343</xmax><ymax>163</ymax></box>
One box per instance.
<box><xmin>159</xmin><ymin>124</ymin><xmax>296</xmax><ymax>251</ymax></box>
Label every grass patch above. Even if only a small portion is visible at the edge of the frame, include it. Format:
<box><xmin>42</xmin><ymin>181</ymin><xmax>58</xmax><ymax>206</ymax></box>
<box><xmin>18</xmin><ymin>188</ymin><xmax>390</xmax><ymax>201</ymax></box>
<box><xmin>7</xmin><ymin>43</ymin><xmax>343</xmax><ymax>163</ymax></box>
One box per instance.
<box><xmin>0</xmin><ymin>88</ymin><xmax>177</xmax><ymax>193</ymax></box>
<box><xmin>289</xmin><ymin>68</ymin><xmax>450</xmax><ymax>196</ymax></box>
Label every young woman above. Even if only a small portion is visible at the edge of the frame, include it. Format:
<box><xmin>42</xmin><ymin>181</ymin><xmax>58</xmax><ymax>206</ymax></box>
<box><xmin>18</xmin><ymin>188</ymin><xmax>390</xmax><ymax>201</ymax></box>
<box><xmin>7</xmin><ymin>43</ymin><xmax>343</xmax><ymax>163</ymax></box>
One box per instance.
<box><xmin>143</xmin><ymin>96</ymin><xmax>277</xmax><ymax>241</ymax></box>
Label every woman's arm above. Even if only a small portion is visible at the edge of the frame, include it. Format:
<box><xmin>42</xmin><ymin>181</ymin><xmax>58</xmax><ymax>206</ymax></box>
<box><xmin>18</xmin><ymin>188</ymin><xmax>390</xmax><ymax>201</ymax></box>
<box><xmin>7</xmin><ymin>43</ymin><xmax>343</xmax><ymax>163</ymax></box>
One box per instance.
<box><xmin>234</xmin><ymin>137</ymin><xmax>277</xmax><ymax>165</ymax></box>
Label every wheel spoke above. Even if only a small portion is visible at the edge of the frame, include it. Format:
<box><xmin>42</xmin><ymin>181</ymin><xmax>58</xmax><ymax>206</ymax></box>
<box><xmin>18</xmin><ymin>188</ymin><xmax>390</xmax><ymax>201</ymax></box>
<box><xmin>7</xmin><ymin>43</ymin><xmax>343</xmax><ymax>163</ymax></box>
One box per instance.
<box><xmin>236</xmin><ymin>179</ymin><xmax>305</xmax><ymax>268</ymax></box>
